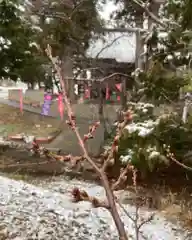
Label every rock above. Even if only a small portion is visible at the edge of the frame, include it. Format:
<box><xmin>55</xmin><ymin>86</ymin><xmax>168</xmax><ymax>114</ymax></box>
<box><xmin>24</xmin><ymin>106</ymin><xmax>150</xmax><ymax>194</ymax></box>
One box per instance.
<box><xmin>0</xmin><ymin>227</ymin><xmax>8</xmax><ymax>240</ymax></box>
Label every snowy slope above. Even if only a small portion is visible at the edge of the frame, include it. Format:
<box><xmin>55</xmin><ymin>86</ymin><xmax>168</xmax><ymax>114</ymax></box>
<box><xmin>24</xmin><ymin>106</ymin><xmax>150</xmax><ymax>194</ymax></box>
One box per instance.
<box><xmin>0</xmin><ymin>176</ymin><xmax>189</xmax><ymax>239</ymax></box>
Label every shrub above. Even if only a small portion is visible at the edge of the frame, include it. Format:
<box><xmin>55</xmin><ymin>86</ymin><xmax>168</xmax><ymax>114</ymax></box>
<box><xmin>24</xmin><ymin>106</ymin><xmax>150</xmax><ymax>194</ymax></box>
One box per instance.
<box><xmin>116</xmin><ymin>102</ymin><xmax>192</xmax><ymax>175</ymax></box>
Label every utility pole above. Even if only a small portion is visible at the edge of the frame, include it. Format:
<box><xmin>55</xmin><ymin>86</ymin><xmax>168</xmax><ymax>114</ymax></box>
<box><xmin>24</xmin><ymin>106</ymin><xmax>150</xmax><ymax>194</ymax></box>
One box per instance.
<box><xmin>135</xmin><ymin>18</ymin><xmax>145</xmax><ymax>71</ymax></box>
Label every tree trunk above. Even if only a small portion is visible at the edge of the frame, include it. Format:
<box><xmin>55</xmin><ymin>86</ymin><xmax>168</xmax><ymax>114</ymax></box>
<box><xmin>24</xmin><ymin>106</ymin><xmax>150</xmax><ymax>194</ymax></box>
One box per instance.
<box><xmin>145</xmin><ymin>2</ymin><xmax>160</xmax><ymax>70</ymax></box>
<box><xmin>61</xmin><ymin>49</ymin><xmax>75</xmax><ymax>101</ymax></box>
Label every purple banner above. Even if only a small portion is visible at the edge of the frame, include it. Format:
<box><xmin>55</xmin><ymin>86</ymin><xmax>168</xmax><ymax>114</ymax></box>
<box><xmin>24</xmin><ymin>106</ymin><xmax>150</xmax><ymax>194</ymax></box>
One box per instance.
<box><xmin>41</xmin><ymin>93</ymin><xmax>52</xmax><ymax>116</ymax></box>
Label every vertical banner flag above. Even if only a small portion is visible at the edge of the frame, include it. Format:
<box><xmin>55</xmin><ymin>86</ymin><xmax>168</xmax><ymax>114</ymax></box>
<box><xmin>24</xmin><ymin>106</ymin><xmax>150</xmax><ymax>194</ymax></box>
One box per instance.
<box><xmin>58</xmin><ymin>93</ymin><xmax>64</xmax><ymax>120</ymax></box>
<box><xmin>19</xmin><ymin>89</ymin><xmax>23</xmax><ymax>114</ymax></box>
<box><xmin>41</xmin><ymin>93</ymin><xmax>52</xmax><ymax>116</ymax></box>
<box><xmin>115</xmin><ymin>83</ymin><xmax>122</xmax><ymax>92</ymax></box>
<box><xmin>84</xmin><ymin>85</ymin><xmax>90</xmax><ymax>99</ymax></box>
<box><xmin>106</xmin><ymin>83</ymin><xmax>110</xmax><ymax>100</ymax></box>
<box><xmin>115</xmin><ymin>83</ymin><xmax>122</xmax><ymax>101</ymax></box>
<box><xmin>117</xmin><ymin>95</ymin><xmax>121</xmax><ymax>101</ymax></box>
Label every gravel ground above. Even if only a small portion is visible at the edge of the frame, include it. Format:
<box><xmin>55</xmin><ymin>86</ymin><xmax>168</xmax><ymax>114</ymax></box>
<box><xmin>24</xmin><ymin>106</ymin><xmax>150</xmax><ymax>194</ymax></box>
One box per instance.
<box><xmin>0</xmin><ymin>175</ymin><xmax>190</xmax><ymax>240</ymax></box>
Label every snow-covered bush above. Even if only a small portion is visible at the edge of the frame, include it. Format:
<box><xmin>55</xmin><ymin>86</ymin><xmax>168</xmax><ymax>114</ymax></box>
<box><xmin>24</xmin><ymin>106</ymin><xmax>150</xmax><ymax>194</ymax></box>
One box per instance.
<box><xmin>117</xmin><ymin>102</ymin><xmax>192</xmax><ymax>175</ymax></box>
<box><xmin>136</xmin><ymin>61</ymin><xmax>189</xmax><ymax>103</ymax></box>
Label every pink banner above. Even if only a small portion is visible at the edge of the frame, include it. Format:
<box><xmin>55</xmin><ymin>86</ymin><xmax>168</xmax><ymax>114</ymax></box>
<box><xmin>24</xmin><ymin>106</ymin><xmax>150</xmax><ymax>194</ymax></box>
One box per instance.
<box><xmin>115</xmin><ymin>83</ymin><xmax>122</xmax><ymax>92</ymax></box>
<box><xmin>19</xmin><ymin>89</ymin><xmax>23</xmax><ymax>114</ymax></box>
<box><xmin>58</xmin><ymin>93</ymin><xmax>64</xmax><ymax>120</ymax></box>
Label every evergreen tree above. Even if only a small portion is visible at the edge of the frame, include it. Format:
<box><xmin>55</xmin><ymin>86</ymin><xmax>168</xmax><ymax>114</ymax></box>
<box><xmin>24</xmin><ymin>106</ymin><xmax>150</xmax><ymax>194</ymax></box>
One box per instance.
<box><xmin>29</xmin><ymin>0</ymin><xmax>102</xmax><ymax>58</ymax></box>
<box><xmin>110</xmin><ymin>0</ymin><xmax>192</xmax><ymax>101</ymax></box>
<box><xmin>0</xmin><ymin>0</ymin><xmax>42</xmax><ymax>81</ymax></box>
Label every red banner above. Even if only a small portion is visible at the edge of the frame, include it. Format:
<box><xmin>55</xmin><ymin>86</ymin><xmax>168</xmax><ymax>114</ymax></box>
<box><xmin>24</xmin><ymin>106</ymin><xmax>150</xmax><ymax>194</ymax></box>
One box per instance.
<box><xmin>84</xmin><ymin>87</ymin><xmax>90</xmax><ymax>99</ymax></box>
<box><xmin>115</xmin><ymin>83</ymin><xmax>122</xmax><ymax>92</ymax></box>
<box><xmin>117</xmin><ymin>95</ymin><xmax>121</xmax><ymax>101</ymax></box>
<box><xmin>58</xmin><ymin>94</ymin><xmax>64</xmax><ymax>120</ymax></box>
<box><xmin>19</xmin><ymin>89</ymin><xmax>23</xmax><ymax>114</ymax></box>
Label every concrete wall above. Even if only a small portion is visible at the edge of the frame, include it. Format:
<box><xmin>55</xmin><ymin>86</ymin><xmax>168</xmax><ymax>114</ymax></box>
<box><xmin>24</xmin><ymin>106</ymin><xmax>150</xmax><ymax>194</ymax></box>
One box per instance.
<box><xmin>9</xmin><ymin>90</ymin><xmax>45</xmax><ymax>104</ymax></box>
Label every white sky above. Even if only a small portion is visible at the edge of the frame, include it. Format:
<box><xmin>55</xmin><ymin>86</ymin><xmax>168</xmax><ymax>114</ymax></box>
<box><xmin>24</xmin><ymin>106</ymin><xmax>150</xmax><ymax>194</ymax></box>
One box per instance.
<box><xmin>87</xmin><ymin>1</ymin><xmax>135</xmax><ymax>62</ymax></box>
<box><xmin>99</xmin><ymin>1</ymin><xmax>120</xmax><ymax>21</ymax></box>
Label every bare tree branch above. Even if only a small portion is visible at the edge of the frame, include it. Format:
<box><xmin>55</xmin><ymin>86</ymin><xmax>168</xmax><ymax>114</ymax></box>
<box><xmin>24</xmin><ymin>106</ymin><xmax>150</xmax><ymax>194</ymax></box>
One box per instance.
<box><xmin>46</xmin><ymin>44</ymin><xmax>129</xmax><ymax>240</ymax></box>
<box><xmin>116</xmin><ymin>167</ymin><xmax>154</xmax><ymax>240</ymax></box>
<box><xmin>130</xmin><ymin>0</ymin><xmax>167</xmax><ymax>28</ymax></box>
<box><xmin>95</xmin><ymin>34</ymin><xmax>128</xmax><ymax>59</ymax></box>
<box><xmin>165</xmin><ymin>147</ymin><xmax>192</xmax><ymax>172</ymax></box>
<box><xmin>130</xmin><ymin>0</ymin><xmax>180</xmax><ymax>28</ymax></box>
<box><xmin>70</xmin><ymin>0</ymin><xmax>87</xmax><ymax>19</ymax></box>
<box><xmin>95</xmin><ymin>34</ymin><xmax>135</xmax><ymax>60</ymax></box>
<box><xmin>103</xmin><ymin>27</ymin><xmax>147</xmax><ymax>34</ymax></box>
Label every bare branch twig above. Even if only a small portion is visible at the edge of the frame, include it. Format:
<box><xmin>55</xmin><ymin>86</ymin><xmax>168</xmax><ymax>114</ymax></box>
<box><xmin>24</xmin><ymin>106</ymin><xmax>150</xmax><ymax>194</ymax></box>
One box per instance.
<box><xmin>130</xmin><ymin>0</ymin><xmax>167</xmax><ymax>28</ymax></box>
<box><xmin>46</xmin><ymin>44</ymin><xmax>129</xmax><ymax>240</ymax></box>
<box><xmin>165</xmin><ymin>146</ymin><xmax>192</xmax><ymax>172</ymax></box>
<box><xmin>102</xmin><ymin>27</ymin><xmax>147</xmax><ymax>34</ymax></box>
<box><xmin>72</xmin><ymin>188</ymin><xmax>110</xmax><ymax>209</ymax></box>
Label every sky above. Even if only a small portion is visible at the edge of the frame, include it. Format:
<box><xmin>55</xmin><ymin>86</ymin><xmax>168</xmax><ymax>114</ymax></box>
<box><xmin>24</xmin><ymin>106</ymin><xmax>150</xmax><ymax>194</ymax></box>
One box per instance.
<box><xmin>99</xmin><ymin>1</ymin><xmax>120</xmax><ymax>21</ymax></box>
<box><xmin>86</xmin><ymin>1</ymin><xmax>135</xmax><ymax>62</ymax></box>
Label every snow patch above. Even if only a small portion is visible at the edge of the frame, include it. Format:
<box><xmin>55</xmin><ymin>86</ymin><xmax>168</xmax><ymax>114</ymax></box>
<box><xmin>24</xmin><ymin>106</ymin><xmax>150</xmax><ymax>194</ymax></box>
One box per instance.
<box><xmin>0</xmin><ymin>176</ymin><xmax>189</xmax><ymax>239</ymax></box>
<box><xmin>125</xmin><ymin>120</ymin><xmax>159</xmax><ymax>137</ymax></box>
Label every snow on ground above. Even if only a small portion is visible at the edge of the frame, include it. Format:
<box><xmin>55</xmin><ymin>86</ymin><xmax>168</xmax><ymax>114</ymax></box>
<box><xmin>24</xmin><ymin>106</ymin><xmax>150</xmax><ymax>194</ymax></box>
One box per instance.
<box><xmin>0</xmin><ymin>176</ymin><xmax>189</xmax><ymax>239</ymax></box>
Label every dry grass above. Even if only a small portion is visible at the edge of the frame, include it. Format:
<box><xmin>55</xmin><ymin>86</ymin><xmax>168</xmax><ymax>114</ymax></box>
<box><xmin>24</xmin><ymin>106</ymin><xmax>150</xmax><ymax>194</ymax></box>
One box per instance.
<box><xmin>122</xmin><ymin>184</ymin><xmax>192</xmax><ymax>230</ymax></box>
<box><xmin>0</xmin><ymin>103</ymin><xmax>61</xmax><ymax>137</ymax></box>
<box><xmin>158</xmin><ymin>188</ymin><xmax>192</xmax><ymax>230</ymax></box>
